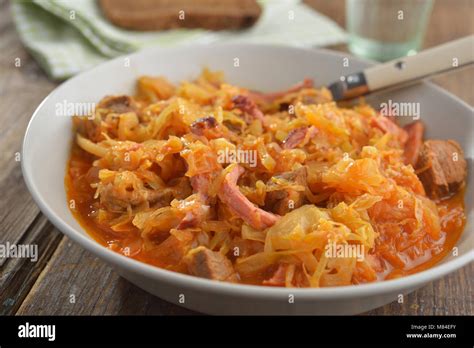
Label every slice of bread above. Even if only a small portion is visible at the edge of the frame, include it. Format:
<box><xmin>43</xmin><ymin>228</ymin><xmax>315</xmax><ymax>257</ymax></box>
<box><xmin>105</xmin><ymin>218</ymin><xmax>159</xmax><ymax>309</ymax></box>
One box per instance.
<box><xmin>99</xmin><ymin>0</ymin><xmax>262</xmax><ymax>31</ymax></box>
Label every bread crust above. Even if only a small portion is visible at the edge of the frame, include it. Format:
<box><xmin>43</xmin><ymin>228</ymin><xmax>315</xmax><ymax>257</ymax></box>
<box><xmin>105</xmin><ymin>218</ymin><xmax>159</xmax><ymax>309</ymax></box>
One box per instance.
<box><xmin>99</xmin><ymin>0</ymin><xmax>262</xmax><ymax>31</ymax></box>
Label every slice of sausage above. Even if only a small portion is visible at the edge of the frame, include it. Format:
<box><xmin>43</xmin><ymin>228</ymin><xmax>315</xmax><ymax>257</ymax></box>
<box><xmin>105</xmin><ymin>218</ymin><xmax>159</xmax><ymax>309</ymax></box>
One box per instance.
<box><xmin>218</xmin><ymin>165</ymin><xmax>279</xmax><ymax>229</ymax></box>
<box><xmin>403</xmin><ymin>121</ymin><xmax>424</xmax><ymax>166</ymax></box>
<box><xmin>416</xmin><ymin>139</ymin><xmax>467</xmax><ymax>199</ymax></box>
<box><xmin>186</xmin><ymin>246</ymin><xmax>238</xmax><ymax>282</ymax></box>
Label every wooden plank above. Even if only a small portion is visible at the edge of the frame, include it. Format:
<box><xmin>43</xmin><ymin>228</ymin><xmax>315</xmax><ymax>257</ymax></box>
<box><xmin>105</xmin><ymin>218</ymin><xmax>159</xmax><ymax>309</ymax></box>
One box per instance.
<box><xmin>16</xmin><ymin>236</ymin><xmax>195</xmax><ymax>315</ymax></box>
<box><xmin>364</xmin><ymin>263</ymin><xmax>474</xmax><ymax>315</ymax></box>
<box><xmin>0</xmin><ymin>215</ymin><xmax>62</xmax><ymax>315</ymax></box>
<box><xmin>424</xmin><ymin>0</ymin><xmax>474</xmax><ymax>105</ymax></box>
<box><xmin>0</xmin><ymin>0</ymin><xmax>58</xmax><ymax>266</ymax></box>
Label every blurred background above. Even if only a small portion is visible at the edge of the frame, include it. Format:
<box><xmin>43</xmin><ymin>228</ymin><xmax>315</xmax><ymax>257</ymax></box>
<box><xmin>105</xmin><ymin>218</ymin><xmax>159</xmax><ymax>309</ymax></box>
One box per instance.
<box><xmin>0</xmin><ymin>0</ymin><xmax>472</xmax><ymax>316</ymax></box>
<box><xmin>6</xmin><ymin>0</ymin><xmax>473</xmax><ymax>103</ymax></box>
<box><xmin>310</xmin><ymin>0</ymin><xmax>473</xmax><ymax>105</ymax></box>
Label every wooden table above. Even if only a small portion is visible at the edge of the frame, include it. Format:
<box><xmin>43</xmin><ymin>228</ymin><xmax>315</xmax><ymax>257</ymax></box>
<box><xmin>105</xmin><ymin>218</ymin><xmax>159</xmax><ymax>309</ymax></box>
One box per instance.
<box><xmin>0</xmin><ymin>0</ymin><xmax>472</xmax><ymax>315</ymax></box>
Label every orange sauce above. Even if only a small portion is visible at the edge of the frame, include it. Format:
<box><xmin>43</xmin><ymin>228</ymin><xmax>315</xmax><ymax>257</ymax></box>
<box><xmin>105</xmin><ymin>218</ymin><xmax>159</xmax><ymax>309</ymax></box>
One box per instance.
<box><xmin>385</xmin><ymin>189</ymin><xmax>466</xmax><ymax>279</ymax></box>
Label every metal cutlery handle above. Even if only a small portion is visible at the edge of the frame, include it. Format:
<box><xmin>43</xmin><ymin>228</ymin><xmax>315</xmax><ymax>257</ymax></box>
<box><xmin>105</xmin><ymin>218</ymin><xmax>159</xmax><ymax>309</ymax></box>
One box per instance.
<box><xmin>329</xmin><ymin>35</ymin><xmax>474</xmax><ymax>101</ymax></box>
<box><xmin>366</xmin><ymin>35</ymin><xmax>474</xmax><ymax>91</ymax></box>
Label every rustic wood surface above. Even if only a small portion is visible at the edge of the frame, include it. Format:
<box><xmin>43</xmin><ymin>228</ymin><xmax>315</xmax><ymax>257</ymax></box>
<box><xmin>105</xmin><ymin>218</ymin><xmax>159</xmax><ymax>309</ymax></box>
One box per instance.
<box><xmin>0</xmin><ymin>0</ymin><xmax>472</xmax><ymax>316</ymax></box>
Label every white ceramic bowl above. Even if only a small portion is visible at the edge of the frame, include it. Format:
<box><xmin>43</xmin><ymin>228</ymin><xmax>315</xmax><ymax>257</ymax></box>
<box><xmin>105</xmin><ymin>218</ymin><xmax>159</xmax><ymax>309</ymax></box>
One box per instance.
<box><xmin>22</xmin><ymin>44</ymin><xmax>473</xmax><ymax>315</ymax></box>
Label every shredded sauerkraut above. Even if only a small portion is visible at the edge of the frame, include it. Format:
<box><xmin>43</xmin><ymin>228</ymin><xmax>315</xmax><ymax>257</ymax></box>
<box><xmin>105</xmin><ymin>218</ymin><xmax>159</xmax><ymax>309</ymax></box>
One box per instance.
<box><xmin>65</xmin><ymin>68</ymin><xmax>462</xmax><ymax>288</ymax></box>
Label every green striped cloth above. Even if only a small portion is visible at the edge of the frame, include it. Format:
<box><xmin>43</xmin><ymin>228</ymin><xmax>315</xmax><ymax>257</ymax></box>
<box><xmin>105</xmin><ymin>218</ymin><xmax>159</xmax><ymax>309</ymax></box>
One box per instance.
<box><xmin>12</xmin><ymin>0</ymin><xmax>346</xmax><ymax>80</ymax></box>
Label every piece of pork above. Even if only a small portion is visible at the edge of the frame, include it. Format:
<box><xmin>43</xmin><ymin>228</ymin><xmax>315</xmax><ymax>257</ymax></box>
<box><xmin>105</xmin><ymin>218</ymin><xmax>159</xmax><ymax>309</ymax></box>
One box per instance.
<box><xmin>282</xmin><ymin>126</ymin><xmax>318</xmax><ymax>149</ymax></box>
<box><xmin>403</xmin><ymin>120</ymin><xmax>424</xmax><ymax>166</ymax></box>
<box><xmin>176</xmin><ymin>203</ymin><xmax>209</xmax><ymax>230</ymax></box>
<box><xmin>416</xmin><ymin>139</ymin><xmax>467</xmax><ymax>199</ymax></box>
<box><xmin>186</xmin><ymin>246</ymin><xmax>238</xmax><ymax>282</ymax></box>
<box><xmin>96</xmin><ymin>170</ymin><xmax>175</xmax><ymax>212</ymax></box>
<box><xmin>218</xmin><ymin>165</ymin><xmax>279</xmax><ymax>230</ymax></box>
<box><xmin>190</xmin><ymin>116</ymin><xmax>224</xmax><ymax>139</ymax></box>
<box><xmin>190</xmin><ymin>173</ymin><xmax>211</xmax><ymax>201</ymax></box>
<box><xmin>263</xmin><ymin>264</ymin><xmax>288</xmax><ymax>286</ymax></box>
<box><xmin>176</xmin><ymin>173</ymin><xmax>211</xmax><ymax>230</ymax></box>
<box><xmin>98</xmin><ymin>95</ymin><xmax>137</xmax><ymax>114</ymax></box>
<box><xmin>266</xmin><ymin>167</ymin><xmax>307</xmax><ymax>215</ymax></box>
<box><xmin>232</xmin><ymin>95</ymin><xmax>266</xmax><ymax>123</ymax></box>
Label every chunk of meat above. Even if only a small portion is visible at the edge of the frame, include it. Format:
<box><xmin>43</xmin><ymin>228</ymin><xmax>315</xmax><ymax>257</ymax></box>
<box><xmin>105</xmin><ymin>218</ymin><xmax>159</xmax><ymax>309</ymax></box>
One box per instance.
<box><xmin>263</xmin><ymin>264</ymin><xmax>288</xmax><ymax>286</ymax></box>
<box><xmin>371</xmin><ymin>116</ymin><xmax>408</xmax><ymax>144</ymax></box>
<box><xmin>176</xmin><ymin>174</ymin><xmax>211</xmax><ymax>230</ymax></box>
<box><xmin>282</xmin><ymin>126</ymin><xmax>318</xmax><ymax>149</ymax></box>
<box><xmin>218</xmin><ymin>165</ymin><xmax>279</xmax><ymax>229</ymax></box>
<box><xmin>96</xmin><ymin>170</ymin><xmax>173</xmax><ymax>211</ymax></box>
<box><xmin>190</xmin><ymin>173</ymin><xmax>211</xmax><ymax>200</ymax></box>
<box><xmin>176</xmin><ymin>203</ymin><xmax>210</xmax><ymax>230</ymax></box>
<box><xmin>403</xmin><ymin>121</ymin><xmax>424</xmax><ymax>166</ymax></box>
<box><xmin>186</xmin><ymin>246</ymin><xmax>238</xmax><ymax>281</ymax></box>
<box><xmin>176</xmin><ymin>212</ymin><xmax>196</xmax><ymax>230</ymax></box>
<box><xmin>232</xmin><ymin>95</ymin><xmax>265</xmax><ymax>123</ymax></box>
<box><xmin>416</xmin><ymin>140</ymin><xmax>467</xmax><ymax>199</ymax></box>
<box><xmin>98</xmin><ymin>95</ymin><xmax>137</xmax><ymax>114</ymax></box>
<box><xmin>151</xmin><ymin>232</ymin><xmax>194</xmax><ymax>268</ymax></box>
<box><xmin>250</xmin><ymin>78</ymin><xmax>314</xmax><ymax>103</ymax></box>
<box><xmin>190</xmin><ymin>116</ymin><xmax>223</xmax><ymax>139</ymax></box>
<box><xmin>266</xmin><ymin>167</ymin><xmax>307</xmax><ymax>215</ymax></box>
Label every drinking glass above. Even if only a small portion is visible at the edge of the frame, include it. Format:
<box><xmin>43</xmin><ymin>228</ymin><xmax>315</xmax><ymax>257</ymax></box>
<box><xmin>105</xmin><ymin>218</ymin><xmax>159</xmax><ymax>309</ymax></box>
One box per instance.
<box><xmin>346</xmin><ymin>0</ymin><xmax>434</xmax><ymax>61</ymax></box>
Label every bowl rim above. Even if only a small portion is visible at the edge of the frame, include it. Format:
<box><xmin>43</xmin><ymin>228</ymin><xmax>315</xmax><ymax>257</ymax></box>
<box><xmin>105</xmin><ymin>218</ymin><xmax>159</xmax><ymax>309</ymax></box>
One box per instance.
<box><xmin>22</xmin><ymin>43</ymin><xmax>474</xmax><ymax>300</ymax></box>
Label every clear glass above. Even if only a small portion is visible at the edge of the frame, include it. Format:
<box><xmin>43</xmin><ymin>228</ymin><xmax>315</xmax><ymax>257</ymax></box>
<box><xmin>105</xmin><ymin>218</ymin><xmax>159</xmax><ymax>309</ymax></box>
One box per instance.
<box><xmin>346</xmin><ymin>0</ymin><xmax>434</xmax><ymax>62</ymax></box>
